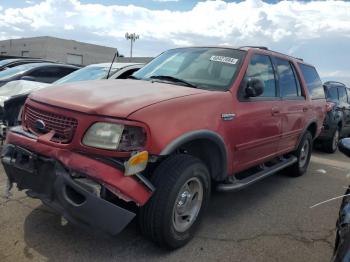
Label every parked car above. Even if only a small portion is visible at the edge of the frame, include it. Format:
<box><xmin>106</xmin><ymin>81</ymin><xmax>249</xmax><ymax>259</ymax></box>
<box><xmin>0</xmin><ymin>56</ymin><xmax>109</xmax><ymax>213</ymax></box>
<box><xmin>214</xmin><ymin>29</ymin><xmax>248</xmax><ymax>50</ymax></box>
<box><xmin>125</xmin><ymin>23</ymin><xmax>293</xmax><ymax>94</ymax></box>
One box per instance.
<box><xmin>0</xmin><ymin>62</ymin><xmax>79</xmax><ymax>87</ymax></box>
<box><xmin>333</xmin><ymin>138</ymin><xmax>350</xmax><ymax>261</ymax></box>
<box><xmin>0</xmin><ymin>58</ymin><xmax>55</xmax><ymax>72</ymax></box>
<box><xmin>1</xmin><ymin>46</ymin><xmax>326</xmax><ymax>249</ymax></box>
<box><xmin>0</xmin><ymin>62</ymin><xmax>144</xmax><ymax>129</ymax></box>
<box><xmin>315</xmin><ymin>81</ymin><xmax>350</xmax><ymax>153</ymax></box>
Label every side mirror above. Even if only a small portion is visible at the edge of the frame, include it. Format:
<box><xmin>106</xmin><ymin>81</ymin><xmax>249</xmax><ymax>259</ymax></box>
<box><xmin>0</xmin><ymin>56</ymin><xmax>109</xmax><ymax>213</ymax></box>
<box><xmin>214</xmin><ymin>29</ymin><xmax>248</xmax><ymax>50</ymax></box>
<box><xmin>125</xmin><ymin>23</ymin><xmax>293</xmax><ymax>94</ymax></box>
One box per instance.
<box><xmin>245</xmin><ymin>78</ymin><xmax>264</xmax><ymax>97</ymax></box>
<box><xmin>339</xmin><ymin>138</ymin><xmax>350</xmax><ymax>157</ymax></box>
<box><xmin>20</xmin><ymin>76</ymin><xmax>36</xmax><ymax>81</ymax></box>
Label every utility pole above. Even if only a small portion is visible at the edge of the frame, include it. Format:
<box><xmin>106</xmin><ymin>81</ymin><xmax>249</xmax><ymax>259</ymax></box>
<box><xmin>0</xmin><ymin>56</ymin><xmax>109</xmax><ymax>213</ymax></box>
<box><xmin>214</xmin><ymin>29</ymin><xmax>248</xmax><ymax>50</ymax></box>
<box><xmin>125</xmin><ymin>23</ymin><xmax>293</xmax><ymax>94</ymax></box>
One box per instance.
<box><xmin>125</xmin><ymin>32</ymin><xmax>139</xmax><ymax>58</ymax></box>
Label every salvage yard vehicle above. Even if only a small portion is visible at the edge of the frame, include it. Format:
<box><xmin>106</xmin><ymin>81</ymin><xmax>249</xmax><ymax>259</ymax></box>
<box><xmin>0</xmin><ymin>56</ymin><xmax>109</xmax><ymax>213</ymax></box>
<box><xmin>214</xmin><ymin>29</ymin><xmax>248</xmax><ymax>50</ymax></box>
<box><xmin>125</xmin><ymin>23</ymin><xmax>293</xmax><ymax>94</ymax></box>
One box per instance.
<box><xmin>0</xmin><ymin>58</ymin><xmax>55</xmax><ymax>72</ymax></box>
<box><xmin>0</xmin><ymin>62</ymin><xmax>144</xmax><ymax>129</ymax></box>
<box><xmin>2</xmin><ymin>46</ymin><xmax>326</xmax><ymax>249</ymax></box>
<box><xmin>315</xmin><ymin>81</ymin><xmax>350</xmax><ymax>153</ymax></box>
<box><xmin>0</xmin><ymin>62</ymin><xmax>79</xmax><ymax>87</ymax></box>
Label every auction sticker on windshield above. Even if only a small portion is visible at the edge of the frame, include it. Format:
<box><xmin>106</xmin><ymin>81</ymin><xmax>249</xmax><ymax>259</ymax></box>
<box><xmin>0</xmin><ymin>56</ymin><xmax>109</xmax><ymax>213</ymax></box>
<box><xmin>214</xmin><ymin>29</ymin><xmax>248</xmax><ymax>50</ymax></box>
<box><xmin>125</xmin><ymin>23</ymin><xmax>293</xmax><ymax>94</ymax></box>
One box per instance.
<box><xmin>210</xmin><ymin>56</ymin><xmax>238</xmax><ymax>65</ymax></box>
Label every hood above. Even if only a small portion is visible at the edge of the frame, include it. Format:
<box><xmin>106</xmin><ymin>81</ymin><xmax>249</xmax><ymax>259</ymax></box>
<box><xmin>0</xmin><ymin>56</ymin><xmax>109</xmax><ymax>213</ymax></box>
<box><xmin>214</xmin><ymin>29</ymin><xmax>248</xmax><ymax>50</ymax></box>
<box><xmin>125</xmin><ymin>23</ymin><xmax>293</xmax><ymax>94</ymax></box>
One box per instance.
<box><xmin>30</xmin><ymin>79</ymin><xmax>207</xmax><ymax>118</ymax></box>
<box><xmin>0</xmin><ymin>80</ymin><xmax>50</xmax><ymax>107</ymax></box>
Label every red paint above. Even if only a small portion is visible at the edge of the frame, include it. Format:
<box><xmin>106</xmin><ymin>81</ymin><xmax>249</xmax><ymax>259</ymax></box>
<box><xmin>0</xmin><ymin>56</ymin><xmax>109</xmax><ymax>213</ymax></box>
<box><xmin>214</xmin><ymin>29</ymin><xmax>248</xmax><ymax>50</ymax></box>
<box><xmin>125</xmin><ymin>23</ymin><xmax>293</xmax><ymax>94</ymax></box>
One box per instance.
<box><xmin>7</xmin><ymin>47</ymin><xmax>326</xmax><ymax>204</ymax></box>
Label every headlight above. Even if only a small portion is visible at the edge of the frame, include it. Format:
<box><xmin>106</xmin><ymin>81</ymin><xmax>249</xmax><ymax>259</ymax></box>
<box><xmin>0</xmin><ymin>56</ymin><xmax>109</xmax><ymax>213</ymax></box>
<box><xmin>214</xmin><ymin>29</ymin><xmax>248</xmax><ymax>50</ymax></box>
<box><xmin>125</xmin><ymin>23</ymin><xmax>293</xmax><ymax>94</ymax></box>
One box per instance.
<box><xmin>82</xmin><ymin>122</ymin><xmax>146</xmax><ymax>151</ymax></box>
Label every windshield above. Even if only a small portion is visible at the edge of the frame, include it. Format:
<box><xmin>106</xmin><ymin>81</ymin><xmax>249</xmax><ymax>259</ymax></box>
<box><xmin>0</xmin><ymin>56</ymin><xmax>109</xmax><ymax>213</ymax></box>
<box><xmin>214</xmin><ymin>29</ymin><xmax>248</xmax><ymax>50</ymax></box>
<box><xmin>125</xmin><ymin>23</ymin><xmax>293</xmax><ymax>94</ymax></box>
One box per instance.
<box><xmin>54</xmin><ymin>66</ymin><xmax>119</xmax><ymax>85</ymax></box>
<box><xmin>133</xmin><ymin>47</ymin><xmax>245</xmax><ymax>91</ymax></box>
<box><xmin>0</xmin><ymin>63</ymin><xmax>39</xmax><ymax>80</ymax></box>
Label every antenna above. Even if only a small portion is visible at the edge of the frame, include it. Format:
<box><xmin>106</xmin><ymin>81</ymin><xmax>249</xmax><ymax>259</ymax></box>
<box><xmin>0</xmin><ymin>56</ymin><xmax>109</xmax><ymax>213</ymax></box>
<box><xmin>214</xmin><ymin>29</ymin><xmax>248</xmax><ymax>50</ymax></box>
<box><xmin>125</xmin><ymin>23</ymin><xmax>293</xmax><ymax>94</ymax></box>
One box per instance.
<box><xmin>106</xmin><ymin>52</ymin><xmax>117</xmax><ymax>79</ymax></box>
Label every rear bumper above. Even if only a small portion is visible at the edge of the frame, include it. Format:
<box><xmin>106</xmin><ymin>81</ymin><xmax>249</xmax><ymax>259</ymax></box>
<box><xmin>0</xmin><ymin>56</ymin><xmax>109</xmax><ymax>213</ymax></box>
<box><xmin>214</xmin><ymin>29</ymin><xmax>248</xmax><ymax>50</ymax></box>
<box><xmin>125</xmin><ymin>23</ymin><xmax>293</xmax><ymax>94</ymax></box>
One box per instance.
<box><xmin>2</xmin><ymin>144</ymin><xmax>135</xmax><ymax>235</ymax></box>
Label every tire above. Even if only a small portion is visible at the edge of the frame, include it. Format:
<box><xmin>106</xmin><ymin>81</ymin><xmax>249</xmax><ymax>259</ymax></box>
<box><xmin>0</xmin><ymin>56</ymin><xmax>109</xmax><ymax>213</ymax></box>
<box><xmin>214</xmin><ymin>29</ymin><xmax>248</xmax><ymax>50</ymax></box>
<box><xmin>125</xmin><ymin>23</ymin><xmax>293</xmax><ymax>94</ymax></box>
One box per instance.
<box><xmin>323</xmin><ymin>127</ymin><xmax>339</xmax><ymax>153</ymax></box>
<box><xmin>286</xmin><ymin>131</ymin><xmax>313</xmax><ymax>177</ymax></box>
<box><xmin>139</xmin><ymin>154</ymin><xmax>211</xmax><ymax>249</ymax></box>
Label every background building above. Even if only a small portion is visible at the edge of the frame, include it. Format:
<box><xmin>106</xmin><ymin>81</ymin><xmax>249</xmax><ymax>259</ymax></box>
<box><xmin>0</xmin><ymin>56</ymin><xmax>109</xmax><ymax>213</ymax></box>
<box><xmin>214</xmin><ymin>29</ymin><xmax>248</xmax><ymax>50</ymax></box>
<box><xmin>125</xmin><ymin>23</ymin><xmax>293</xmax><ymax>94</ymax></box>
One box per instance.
<box><xmin>0</xmin><ymin>36</ymin><xmax>118</xmax><ymax>66</ymax></box>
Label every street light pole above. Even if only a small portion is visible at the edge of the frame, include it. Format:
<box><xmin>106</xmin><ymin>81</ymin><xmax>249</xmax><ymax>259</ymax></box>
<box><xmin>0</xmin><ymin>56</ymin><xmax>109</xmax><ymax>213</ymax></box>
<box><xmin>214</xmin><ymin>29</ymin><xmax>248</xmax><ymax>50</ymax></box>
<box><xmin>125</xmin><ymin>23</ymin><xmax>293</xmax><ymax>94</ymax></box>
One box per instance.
<box><xmin>125</xmin><ymin>32</ymin><xmax>139</xmax><ymax>58</ymax></box>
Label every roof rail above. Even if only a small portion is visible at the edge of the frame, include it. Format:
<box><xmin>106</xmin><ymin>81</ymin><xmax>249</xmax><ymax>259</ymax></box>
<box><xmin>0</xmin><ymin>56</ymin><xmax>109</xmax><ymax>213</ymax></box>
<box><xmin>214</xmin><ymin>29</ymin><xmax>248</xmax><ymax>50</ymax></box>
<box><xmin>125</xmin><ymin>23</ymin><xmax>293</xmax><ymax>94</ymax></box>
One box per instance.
<box><xmin>324</xmin><ymin>81</ymin><xmax>346</xmax><ymax>86</ymax></box>
<box><xmin>239</xmin><ymin>46</ymin><xmax>269</xmax><ymax>50</ymax></box>
<box><xmin>240</xmin><ymin>46</ymin><xmax>304</xmax><ymax>61</ymax></box>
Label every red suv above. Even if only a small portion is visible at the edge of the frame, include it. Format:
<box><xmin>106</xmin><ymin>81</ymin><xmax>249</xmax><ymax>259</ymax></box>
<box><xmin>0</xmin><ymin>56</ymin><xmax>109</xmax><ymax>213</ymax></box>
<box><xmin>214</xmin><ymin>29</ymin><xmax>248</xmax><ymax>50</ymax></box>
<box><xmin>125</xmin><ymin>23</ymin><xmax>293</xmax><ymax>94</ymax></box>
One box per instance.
<box><xmin>2</xmin><ymin>46</ymin><xmax>326</xmax><ymax>249</ymax></box>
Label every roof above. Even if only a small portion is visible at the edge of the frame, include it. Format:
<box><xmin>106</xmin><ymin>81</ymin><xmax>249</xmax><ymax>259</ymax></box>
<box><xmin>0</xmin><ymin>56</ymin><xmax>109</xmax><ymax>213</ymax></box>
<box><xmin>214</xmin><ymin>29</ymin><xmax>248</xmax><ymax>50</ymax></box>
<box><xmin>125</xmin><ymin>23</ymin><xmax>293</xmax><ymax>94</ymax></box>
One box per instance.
<box><xmin>24</xmin><ymin>62</ymin><xmax>79</xmax><ymax>68</ymax></box>
<box><xmin>168</xmin><ymin>45</ymin><xmax>311</xmax><ymax>65</ymax></box>
<box><xmin>86</xmin><ymin>62</ymin><xmax>144</xmax><ymax>69</ymax></box>
<box><xmin>324</xmin><ymin>81</ymin><xmax>347</xmax><ymax>87</ymax></box>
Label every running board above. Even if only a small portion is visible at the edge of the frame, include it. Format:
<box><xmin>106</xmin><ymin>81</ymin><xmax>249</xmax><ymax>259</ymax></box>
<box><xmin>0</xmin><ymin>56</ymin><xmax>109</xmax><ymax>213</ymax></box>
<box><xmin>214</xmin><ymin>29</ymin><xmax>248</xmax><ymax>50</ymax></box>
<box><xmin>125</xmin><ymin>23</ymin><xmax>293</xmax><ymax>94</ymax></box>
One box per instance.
<box><xmin>216</xmin><ymin>156</ymin><xmax>297</xmax><ymax>192</ymax></box>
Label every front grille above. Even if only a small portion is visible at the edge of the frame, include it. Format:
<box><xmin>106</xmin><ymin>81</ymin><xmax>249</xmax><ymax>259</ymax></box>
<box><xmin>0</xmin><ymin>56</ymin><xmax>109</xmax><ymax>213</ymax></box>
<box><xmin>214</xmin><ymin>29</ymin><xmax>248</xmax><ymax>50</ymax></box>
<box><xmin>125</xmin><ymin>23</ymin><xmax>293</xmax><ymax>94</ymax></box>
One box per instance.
<box><xmin>24</xmin><ymin>105</ymin><xmax>78</xmax><ymax>143</ymax></box>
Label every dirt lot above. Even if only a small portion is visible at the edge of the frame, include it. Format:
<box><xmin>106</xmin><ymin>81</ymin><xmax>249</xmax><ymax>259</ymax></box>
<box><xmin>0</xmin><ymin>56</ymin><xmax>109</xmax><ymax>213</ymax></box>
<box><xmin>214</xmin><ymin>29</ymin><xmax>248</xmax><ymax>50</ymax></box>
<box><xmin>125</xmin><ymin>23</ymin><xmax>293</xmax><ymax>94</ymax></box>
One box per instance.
<box><xmin>1</xmin><ymin>149</ymin><xmax>350</xmax><ymax>262</ymax></box>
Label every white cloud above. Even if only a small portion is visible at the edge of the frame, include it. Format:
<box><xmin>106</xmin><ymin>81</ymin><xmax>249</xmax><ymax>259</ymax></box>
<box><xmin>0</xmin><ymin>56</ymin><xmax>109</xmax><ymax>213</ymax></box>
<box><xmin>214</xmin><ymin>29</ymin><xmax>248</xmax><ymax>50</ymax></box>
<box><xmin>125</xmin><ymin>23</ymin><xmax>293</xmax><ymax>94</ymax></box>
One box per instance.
<box><xmin>64</xmin><ymin>24</ymin><xmax>74</xmax><ymax>30</ymax></box>
<box><xmin>0</xmin><ymin>0</ymin><xmax>349</xmax><ymax>79</ymax></box>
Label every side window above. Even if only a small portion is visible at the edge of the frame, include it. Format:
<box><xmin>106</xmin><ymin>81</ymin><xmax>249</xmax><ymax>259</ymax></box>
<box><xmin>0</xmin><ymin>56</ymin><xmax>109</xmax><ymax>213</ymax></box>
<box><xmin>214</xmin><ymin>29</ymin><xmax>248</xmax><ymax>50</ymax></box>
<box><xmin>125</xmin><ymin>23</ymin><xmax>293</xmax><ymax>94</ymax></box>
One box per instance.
<box><xmin>275</xmin><ymin>58</ymin><xmax>300</xmax><ymax>97</ymax></box>
<box><xmin>298</xmin><ymin>64</ymin><xmax>325</xmax><ymax>99</ymax></box>
<box><xmin>245</xmin><ymin>54</ymin><xmax>276</xmax><ymax>97</ymax></box>
<box><xmin>326</xmin><ymin>87</ymin><xmax>338</xmax><ymax>101</ymax></box>
<box><xmin>116</xmin><ymin>68</ymin><xmax>140</xmax><ymax>79</ymax></box>
<box><xmin>338</xmin><ymin>87</ymin><xmax>348</xmax><ymax>103</ymax></box>
<box><xmin>29</xmin><ymin>67</ymin><xmax>76</xmax><ymax>83</ymax></box>
<box><xmin>347</xmin><ymin>88</ymin><xmax>350</xmax><ymax>103</ymax></box>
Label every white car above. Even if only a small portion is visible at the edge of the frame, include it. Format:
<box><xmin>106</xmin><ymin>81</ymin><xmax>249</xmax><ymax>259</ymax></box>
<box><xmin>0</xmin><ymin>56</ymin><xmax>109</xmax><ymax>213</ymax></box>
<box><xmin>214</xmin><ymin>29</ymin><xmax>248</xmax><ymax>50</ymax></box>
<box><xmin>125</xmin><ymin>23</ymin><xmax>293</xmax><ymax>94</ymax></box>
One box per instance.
<box><xmin>0</xmin><ymin>62</ymin><xmax>144</xmax><ymax>135</ymax></box>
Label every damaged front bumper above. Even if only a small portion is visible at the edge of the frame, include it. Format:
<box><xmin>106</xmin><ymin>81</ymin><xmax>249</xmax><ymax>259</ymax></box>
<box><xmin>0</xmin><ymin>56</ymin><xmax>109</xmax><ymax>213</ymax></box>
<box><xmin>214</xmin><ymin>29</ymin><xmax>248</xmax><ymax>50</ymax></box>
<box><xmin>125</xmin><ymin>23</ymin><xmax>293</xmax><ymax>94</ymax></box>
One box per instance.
<box><xmin>1</xmin><ymin>127</ymin><xmax>154</xmax><ymax>235</ymax></box>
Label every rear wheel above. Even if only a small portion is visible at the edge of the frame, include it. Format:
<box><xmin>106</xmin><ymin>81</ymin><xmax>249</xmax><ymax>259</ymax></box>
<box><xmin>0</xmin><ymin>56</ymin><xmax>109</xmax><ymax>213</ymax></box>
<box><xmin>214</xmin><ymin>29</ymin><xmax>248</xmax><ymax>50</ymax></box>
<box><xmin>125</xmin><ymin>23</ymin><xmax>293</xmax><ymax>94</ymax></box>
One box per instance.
<box><xmin>323</xmin><ymin>128</ymin><xmax>339</xmax><ymax>153</ymax></box>
<box><xmin>139</xmin><ymin>154</ymin><xmax>210</xmax><ymax>249</ymax></box>
<box><xmin>287</xmin><ymin>131</ymin><xmax>313</xmax><ymax>177</ymax></box>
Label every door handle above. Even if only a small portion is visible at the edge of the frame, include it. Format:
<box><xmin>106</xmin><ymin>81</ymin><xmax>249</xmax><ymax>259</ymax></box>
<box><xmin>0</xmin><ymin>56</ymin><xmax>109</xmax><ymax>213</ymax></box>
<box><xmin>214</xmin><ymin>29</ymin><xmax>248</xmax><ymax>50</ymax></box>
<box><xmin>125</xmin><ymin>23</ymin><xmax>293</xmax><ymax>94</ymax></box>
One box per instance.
<box><xmin>271</xmin><ymin>107</ymin><xmax>280</xmax><ymax>116</ymax></box>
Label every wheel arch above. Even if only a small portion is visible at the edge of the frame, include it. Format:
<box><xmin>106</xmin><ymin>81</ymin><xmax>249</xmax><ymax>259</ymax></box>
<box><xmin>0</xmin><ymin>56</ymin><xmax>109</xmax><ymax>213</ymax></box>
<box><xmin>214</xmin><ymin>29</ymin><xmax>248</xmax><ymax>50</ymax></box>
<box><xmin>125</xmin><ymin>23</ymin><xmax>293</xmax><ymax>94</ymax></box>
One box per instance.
<box><xmin>160</xmin><ymin>130</ymin><xmax>228</xmax><ymax>181</ymax></box>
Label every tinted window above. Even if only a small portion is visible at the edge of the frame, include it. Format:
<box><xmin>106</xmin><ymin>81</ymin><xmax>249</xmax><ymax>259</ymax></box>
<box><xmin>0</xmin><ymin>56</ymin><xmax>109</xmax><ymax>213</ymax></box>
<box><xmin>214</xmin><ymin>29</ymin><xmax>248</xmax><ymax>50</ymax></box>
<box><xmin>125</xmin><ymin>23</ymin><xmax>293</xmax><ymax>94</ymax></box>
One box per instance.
<box><xmin>291</xmin><ymin>64</ymin><xmax>302</xmax><ymax>96</ymax></box>
<box><xmin>338</xmin><ymin>87</ymin><xmax>348</xmax><ymax>103</ymax></box>
<box><xmin>0</xmin><ymin>63</ymin><xmax>40</xmax><ymax>80</ymax></box>
<box><xmin>275</xmin><ymin>58</ymin><xmax>299</xmax><ymax>97</ymax></box>
<box><xmin>299</xmin><ymin>64</ymin><xmax>324</xmax><ymax>99</ymax></box>
<box><xmin>326</xmin><ymin>87</ymin><xmax>338</xmax><ymax>101</ymax></box>
<box><xmin>30</xmin><ymin>67</ymin><xmax>73</xmax><ymax>78</ymax></box>
<box><xmin>244</xmin><ymin>54</ymin><xmax>276</xmax><ymax>97</ymax></box>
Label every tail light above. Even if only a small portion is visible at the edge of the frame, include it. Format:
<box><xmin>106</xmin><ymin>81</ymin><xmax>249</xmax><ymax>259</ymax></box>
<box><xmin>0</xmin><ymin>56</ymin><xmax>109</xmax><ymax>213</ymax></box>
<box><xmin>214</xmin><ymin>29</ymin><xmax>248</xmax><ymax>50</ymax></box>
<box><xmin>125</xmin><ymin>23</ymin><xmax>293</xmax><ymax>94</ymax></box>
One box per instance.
<box><xmin>326</xmin><ymin>102</ymin><xmax>335</xmax><ymax>112</ymax></box>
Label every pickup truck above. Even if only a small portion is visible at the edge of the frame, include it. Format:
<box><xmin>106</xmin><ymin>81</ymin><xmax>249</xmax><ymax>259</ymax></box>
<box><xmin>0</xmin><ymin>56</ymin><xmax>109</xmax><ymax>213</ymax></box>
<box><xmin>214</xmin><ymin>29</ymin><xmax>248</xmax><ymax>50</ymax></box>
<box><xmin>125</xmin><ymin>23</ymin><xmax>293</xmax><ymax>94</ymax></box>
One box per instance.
<box><xmin>2</xmin><ymin>46</ymin><xmax>326</xmax><ymax>249</ymax></box>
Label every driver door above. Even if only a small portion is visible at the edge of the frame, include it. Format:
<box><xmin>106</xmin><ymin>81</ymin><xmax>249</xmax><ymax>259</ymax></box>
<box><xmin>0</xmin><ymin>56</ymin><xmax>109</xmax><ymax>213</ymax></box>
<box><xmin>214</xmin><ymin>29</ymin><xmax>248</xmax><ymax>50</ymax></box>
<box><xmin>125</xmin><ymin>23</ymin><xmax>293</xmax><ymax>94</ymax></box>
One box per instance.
<box><xmin>233</xmin><ymin>54</ymin><xmax>282</xmax><ymax>173</ymax></box>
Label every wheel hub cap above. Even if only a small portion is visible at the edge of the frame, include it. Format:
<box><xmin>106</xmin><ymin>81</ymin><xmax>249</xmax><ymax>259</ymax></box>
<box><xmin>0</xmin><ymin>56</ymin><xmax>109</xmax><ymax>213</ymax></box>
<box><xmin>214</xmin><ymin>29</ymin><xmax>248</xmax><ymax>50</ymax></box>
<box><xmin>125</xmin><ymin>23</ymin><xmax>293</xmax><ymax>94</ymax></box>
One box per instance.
<box><xmin>172</xmin><ymin>177</ymin><xmax>203</xmax><ymax>233</ymax></box>
<box><xmin>299</xmin><ymin>140</ymin><xmax>310</xmax><ymax>167</ymax></box>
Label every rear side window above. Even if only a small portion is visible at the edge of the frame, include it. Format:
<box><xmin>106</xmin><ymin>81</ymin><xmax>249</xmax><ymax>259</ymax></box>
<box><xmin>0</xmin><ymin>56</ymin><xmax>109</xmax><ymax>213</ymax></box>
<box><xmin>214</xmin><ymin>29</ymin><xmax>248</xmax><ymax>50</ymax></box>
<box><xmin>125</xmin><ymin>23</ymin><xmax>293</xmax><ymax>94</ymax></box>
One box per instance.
<box><xmin>245</xmin><ymin>54</ymin><xmax>276</xmax><ymax>97</ymax></box>
<box><xmin>275</xmin><ymin>58</ymin><xmax>300</xmax><ymax>97</ymax></box>
<box><xmin>298</xmin><ymin>64</ymin><xmax>324</xmax><ymax>99</ymax></box>
<box><xmin>326</xmin><ymin>87</ymin><xmax>338</xmax><ymax>101</ymax></box>
<box><xmin>338</xmin><ymin>87</ymin><xmax>348</xmax><ymax>103</ymax></box>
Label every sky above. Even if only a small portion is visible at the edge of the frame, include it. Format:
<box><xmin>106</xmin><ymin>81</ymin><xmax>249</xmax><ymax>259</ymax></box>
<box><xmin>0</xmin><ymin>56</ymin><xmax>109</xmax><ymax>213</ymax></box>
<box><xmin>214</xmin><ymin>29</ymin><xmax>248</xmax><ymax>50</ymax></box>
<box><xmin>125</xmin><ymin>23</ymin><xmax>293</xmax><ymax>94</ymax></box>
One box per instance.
<box><xmin>0</xmin><ymin>0</ymin><xmax>350</xmax><ymax>84</ymax></box>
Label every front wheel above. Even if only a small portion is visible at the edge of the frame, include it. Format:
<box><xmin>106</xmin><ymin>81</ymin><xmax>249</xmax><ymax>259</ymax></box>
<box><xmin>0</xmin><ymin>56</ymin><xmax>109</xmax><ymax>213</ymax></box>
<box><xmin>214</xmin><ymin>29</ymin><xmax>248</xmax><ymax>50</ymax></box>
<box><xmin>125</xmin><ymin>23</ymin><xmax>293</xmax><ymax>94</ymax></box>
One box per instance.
<box><xmin>139</xmin><ymin>154</ymin><xmax>210</xmax><ymax>249</ymax></box>
<box><xmin>287</xmin><ymin>131</ymin><xmax>313</xmax><ymax>177</ymax></box>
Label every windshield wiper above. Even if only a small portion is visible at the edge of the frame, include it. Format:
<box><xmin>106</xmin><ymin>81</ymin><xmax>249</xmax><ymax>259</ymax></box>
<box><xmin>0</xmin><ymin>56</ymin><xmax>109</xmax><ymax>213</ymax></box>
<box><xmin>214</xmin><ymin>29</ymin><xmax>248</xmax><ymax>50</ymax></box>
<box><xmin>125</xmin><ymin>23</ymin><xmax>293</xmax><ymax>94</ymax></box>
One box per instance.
<box><xmin>150</xmin><ymin>75</ymin><xmax>197</xmax><ymax>88</ymax></box>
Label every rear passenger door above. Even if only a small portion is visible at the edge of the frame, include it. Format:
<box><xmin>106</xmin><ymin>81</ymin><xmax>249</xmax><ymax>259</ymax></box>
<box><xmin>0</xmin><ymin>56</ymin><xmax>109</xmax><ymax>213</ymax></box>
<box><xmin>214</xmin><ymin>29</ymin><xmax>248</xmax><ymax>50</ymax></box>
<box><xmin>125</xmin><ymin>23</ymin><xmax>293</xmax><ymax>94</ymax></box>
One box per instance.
<box><xmin>273</xmin><ymin>57</ymin><xmax>306</xmax><ymax>153</ymax></box>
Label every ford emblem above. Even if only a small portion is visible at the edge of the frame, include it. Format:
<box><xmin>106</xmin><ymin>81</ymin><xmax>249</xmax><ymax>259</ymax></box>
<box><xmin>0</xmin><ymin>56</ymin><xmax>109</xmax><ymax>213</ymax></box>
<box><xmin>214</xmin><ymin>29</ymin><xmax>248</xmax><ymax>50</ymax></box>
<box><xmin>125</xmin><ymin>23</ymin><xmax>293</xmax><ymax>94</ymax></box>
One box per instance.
<box><xmin>35</xmin><ymin>119</ymin><xmax>47</xmax><ymax>132</ymax></box>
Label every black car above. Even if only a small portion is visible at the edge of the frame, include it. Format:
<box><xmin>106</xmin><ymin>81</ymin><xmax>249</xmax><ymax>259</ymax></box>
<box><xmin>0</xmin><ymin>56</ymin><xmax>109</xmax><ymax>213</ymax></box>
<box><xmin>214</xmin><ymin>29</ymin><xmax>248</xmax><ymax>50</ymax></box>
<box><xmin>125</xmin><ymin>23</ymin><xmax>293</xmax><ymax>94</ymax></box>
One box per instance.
<box><xmin>0</xmin><ymin>58</ymin><xmax>54</xmax><ymax>71</ymax></box>
<box><xmin>333</xmin><ymin>138</ymin><xmax>350</xmax><ymax>261</ymax></box>
<box><xmin>0</xmin><ymin>63</ymin><xmax>79</xmax><ymax>87</ymax></box>
<box><xmin>316</xmin><ymin>81</ymin><xmax>350</xmax><ymax>153</ymax></box>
